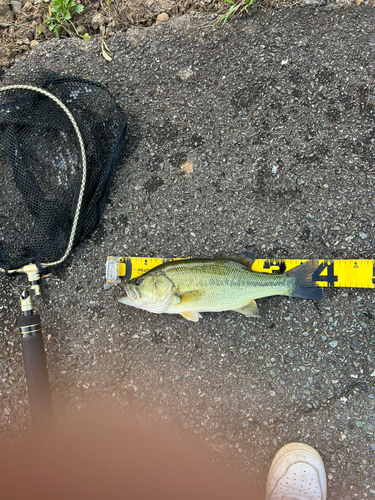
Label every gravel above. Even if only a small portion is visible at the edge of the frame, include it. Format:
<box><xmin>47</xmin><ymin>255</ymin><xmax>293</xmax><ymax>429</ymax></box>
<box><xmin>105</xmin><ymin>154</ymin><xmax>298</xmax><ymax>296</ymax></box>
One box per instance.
<box><xmin>1</xmin><ymin>6</ymin><xmax>375</xmax><ymax>499</ymax></box>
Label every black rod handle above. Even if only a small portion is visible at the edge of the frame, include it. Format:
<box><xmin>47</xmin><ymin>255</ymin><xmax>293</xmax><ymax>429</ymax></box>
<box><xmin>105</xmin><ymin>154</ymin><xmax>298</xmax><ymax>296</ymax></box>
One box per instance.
<box><xmin>18</xmin><ymin>315</ymin><xmax>54</xmax><ymax>427</ymax></box>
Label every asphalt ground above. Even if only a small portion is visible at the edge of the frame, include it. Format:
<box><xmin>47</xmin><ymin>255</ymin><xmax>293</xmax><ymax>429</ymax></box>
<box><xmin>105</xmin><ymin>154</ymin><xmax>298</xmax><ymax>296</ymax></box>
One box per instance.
<box><xmin>1</xmin><ymin>6</ymin><xmax>375</xmax><ymax>499</ymax></box>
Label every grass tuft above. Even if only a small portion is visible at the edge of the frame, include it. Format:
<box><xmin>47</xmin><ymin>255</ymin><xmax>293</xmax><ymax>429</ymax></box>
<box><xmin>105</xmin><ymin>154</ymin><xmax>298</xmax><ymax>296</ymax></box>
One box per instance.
<box><xmin>219</xmin><ymin>0</ymin><xmax>254</xmax><ymax>26</ymax></box>
<box><xmin>44</xmin><ymin>0</ymin><xmax>89</xmax><ymax>38</ymax></box>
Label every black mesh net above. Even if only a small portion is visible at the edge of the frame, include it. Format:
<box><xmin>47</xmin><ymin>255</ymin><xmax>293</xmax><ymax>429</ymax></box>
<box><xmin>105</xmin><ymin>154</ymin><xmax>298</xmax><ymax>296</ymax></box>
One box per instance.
<box><xmin>0</xmin><ymin>70</ymin><xmax>127</xmax><ymax>272</ymax></box>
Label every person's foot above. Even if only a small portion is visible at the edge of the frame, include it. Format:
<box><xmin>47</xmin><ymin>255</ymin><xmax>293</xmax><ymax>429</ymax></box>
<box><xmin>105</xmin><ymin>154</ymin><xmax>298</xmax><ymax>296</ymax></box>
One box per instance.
<box><xmin>265</xmin><ymin>442</ymin><xmax>327</xmax><ymax>500</ymax></box>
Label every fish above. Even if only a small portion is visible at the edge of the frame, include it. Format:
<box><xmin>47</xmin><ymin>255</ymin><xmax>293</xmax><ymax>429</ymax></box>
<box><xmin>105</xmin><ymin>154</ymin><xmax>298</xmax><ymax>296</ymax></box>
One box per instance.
<box><xmin>118</xmin><ymin>256</ymin><xmax>323</xmax><ymax>322</ymax></box>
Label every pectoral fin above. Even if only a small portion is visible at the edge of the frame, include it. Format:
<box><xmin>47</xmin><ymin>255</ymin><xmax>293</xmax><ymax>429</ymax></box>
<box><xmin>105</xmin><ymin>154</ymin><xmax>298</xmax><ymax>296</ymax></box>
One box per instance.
<box><xmin>234</xmin><ymin>299</ymin><xmax>260</xmax><ymax>318</ymax></box>
<box><xmin>180</xmin><ymin>311</ymin><xmax>202</xmax><ymax>322</ymax></box>
<box><xmin>179</xmin><ymin>290</ymin><xmax>203</xmax><ymax>303</ymax></box>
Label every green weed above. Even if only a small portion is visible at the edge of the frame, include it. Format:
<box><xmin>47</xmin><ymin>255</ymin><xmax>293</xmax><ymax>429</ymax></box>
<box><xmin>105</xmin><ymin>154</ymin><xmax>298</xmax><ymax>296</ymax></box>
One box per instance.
<box><xmin>44</xmin><ymin>0</ymin><xmax>89</xmax><ymax>38</ymax></box>
<box><xmin>219</xmin><ymin>0</ymin><xmax>254</xmax><ymax>26</ymax></box>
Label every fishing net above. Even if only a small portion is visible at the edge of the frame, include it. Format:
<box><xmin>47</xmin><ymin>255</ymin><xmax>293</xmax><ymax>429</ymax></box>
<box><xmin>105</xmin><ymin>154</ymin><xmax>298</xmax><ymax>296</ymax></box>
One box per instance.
<box><xmin>0</xmin><ymin>70</ymin><xmax>127</xmax><ymax>273</ymax></box>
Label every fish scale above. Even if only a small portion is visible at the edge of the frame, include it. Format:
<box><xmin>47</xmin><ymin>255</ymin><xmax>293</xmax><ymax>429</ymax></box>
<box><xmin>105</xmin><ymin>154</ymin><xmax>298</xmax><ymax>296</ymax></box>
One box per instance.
<box><xmin>162</xmin><ymin>260</ymin><xmax>292</xmax><ymax>313</ymax></box>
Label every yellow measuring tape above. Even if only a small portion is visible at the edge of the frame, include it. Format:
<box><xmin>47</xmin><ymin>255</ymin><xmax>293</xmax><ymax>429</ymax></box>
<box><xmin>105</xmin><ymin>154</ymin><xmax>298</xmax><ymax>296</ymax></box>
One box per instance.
<box><xmin>105</xmin><ymin>257</ymin><xmax>375</xmax><ymax>289</ymax></box>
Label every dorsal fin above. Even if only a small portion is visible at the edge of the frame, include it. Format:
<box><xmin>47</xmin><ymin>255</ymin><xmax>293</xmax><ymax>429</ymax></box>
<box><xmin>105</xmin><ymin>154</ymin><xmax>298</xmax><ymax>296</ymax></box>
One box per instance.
<box><xmin>226</xmin><ymin>252</ymin><xmax>257</xmax><ymax>270</ymax></box>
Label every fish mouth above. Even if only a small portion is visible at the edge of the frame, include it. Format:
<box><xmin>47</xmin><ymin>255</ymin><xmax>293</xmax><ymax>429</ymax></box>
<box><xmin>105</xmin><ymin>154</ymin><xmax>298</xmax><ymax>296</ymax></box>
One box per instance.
<box><xmin>123</xmin><ymin>283</ymin><xmax>140</xmax><ymax>302</ymax></box>
<box><xmin>119</xmin><ymin>283</ymin><xmax>173</xmax><ymax>314</ymax></box>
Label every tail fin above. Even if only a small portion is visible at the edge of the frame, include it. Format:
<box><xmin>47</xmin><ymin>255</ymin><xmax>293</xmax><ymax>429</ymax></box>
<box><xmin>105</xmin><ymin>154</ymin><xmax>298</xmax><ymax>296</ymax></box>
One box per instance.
<box><xmin>286</xmin><ymin>260</ymin><xmax>324</xmax><ymax>301</ymax></box>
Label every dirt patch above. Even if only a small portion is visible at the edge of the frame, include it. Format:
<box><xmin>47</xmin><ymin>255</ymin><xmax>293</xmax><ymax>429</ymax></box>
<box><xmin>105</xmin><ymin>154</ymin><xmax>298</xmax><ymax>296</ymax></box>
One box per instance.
<box><xmin>1</xmin><ymin>0</ymin><xmax>372</xmax><ymax>71</ymax></box>
<box><xmin>0</xmin><ymin>0</ymin><xmax>223</xmax><ymax>69</ymax></box>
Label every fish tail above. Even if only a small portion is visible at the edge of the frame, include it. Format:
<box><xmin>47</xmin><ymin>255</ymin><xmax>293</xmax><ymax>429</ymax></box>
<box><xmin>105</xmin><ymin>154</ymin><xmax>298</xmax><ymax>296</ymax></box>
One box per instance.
<box><xmin>286</xmin><ymin>260</ymin><xmax>324</xmax><ymax>300</ymax></box>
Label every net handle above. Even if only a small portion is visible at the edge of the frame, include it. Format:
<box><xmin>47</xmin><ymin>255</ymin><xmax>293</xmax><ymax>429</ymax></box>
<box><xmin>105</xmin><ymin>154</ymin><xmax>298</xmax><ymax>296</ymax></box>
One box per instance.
<box><xmin>0</xmin><ymin>84</ymin><xmax>87</xmax><ymax>272</ymax></box>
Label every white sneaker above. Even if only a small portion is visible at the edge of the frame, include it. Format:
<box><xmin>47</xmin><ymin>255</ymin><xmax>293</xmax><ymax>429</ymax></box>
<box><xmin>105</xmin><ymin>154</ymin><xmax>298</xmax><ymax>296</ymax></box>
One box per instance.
<box><xmin>265</xmin><ymin>442</ymin><xmax>327</xmax><ymax>500</ymax></box>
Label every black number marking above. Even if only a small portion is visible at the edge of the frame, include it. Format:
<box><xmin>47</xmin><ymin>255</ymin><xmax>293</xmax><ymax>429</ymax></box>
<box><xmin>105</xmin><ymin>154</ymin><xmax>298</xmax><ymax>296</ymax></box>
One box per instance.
<box><xmin>312</xmin><ymin>262</ymin><xmax>338</xmax><ymax>287</ymax></box>
<box><xmin>263</xmin><ymin>261</ymin><xmax>287</xmax><ymax>274</ymax></box>
<box><xmin>373</xmin><ymin>264</ymin><xmax>375</xmax><ymax>285</ymax></box>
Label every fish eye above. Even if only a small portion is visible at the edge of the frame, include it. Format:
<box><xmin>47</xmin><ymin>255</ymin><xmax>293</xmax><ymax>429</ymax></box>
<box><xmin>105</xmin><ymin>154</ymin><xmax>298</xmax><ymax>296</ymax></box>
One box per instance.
<box><xmin>135</xmin><ymin>277</ymin><xmax>143</xmax><ymax>286</ymax></box>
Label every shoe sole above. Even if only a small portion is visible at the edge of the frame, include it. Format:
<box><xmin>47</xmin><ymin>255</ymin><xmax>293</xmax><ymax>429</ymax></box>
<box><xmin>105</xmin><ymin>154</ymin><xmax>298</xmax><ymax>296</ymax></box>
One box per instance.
<box><xmin>266</xmin><ymin>442</ymin><xmax>327</xmax><ymax>500</ymax></box>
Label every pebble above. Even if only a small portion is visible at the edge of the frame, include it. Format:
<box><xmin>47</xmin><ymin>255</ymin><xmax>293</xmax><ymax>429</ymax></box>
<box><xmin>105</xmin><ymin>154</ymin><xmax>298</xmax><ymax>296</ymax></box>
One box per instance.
<box><xmin>76</xmin><ymin>25</ymin><xmax>87</xmax><ymax>35</ymax></box>
<box><xmin>10</xmin><ymin>0</ymin><xmax>22</xmax><ymax>15</ymax></box>
<box><xmin>30</xmin><ymin>40</ymin><xmax>39</xmax><ymax>49</ymax></box>
<box><xmin>348</xmin><ymin>474</ymin><xmax>357</xmax><ymax>481</ymax></box>
<box><xmin>329</xmin><ymin>340</ymin><xmax>338</xmax><ymax>348</ymax></box>
<box><xmin>155</xmin><ymin>12</ymin><xmax>169</xmax><ymax>25</ymax></box>
<box><xmin>91</xmin><ymin>13</ymin><xmax>105</xmax><ymax>30</ymax></box>
<box><xmin>178</xmin><ymin>67</ymin><xmax>194</xmax><ymax>80</ymax></box>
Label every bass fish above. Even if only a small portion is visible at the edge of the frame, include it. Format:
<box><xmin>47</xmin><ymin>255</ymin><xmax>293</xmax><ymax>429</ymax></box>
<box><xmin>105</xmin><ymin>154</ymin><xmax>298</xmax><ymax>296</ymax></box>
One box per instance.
<box><xmin>119</xmin><ymin>257</ymin><xmax>323</xmax><ymax>322</ymax></box>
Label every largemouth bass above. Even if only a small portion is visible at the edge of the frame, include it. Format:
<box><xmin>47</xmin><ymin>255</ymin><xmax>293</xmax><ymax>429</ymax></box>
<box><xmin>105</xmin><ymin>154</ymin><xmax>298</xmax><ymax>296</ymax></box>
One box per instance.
<box><xmin>119</xmin><ymin>257</ymin><xmax>323</xmax><ymax>322</ymax></box>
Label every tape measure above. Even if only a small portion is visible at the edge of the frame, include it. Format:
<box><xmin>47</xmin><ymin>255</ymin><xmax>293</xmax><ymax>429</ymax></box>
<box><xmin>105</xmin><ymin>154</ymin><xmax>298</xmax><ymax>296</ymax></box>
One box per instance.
<box><xmin>105</xmin><ymin>256</ymin><xmax>375</xmax><ymax>289</ymax></box>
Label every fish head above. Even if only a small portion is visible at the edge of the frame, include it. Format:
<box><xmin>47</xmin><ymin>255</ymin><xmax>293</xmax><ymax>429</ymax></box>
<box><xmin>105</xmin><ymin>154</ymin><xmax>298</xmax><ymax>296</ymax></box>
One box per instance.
<box><xmin>119</xmin><ymin>272</ymin><xmax>174</xmax><ymax>314</ymax></box>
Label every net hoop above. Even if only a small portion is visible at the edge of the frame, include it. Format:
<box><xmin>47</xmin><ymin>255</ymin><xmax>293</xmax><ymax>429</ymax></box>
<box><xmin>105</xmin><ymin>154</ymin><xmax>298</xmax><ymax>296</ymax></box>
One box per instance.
<box><xmin>0</xmin><ymin>84</ymin><xmax>87</xmax><ymax>273</ymax></box>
